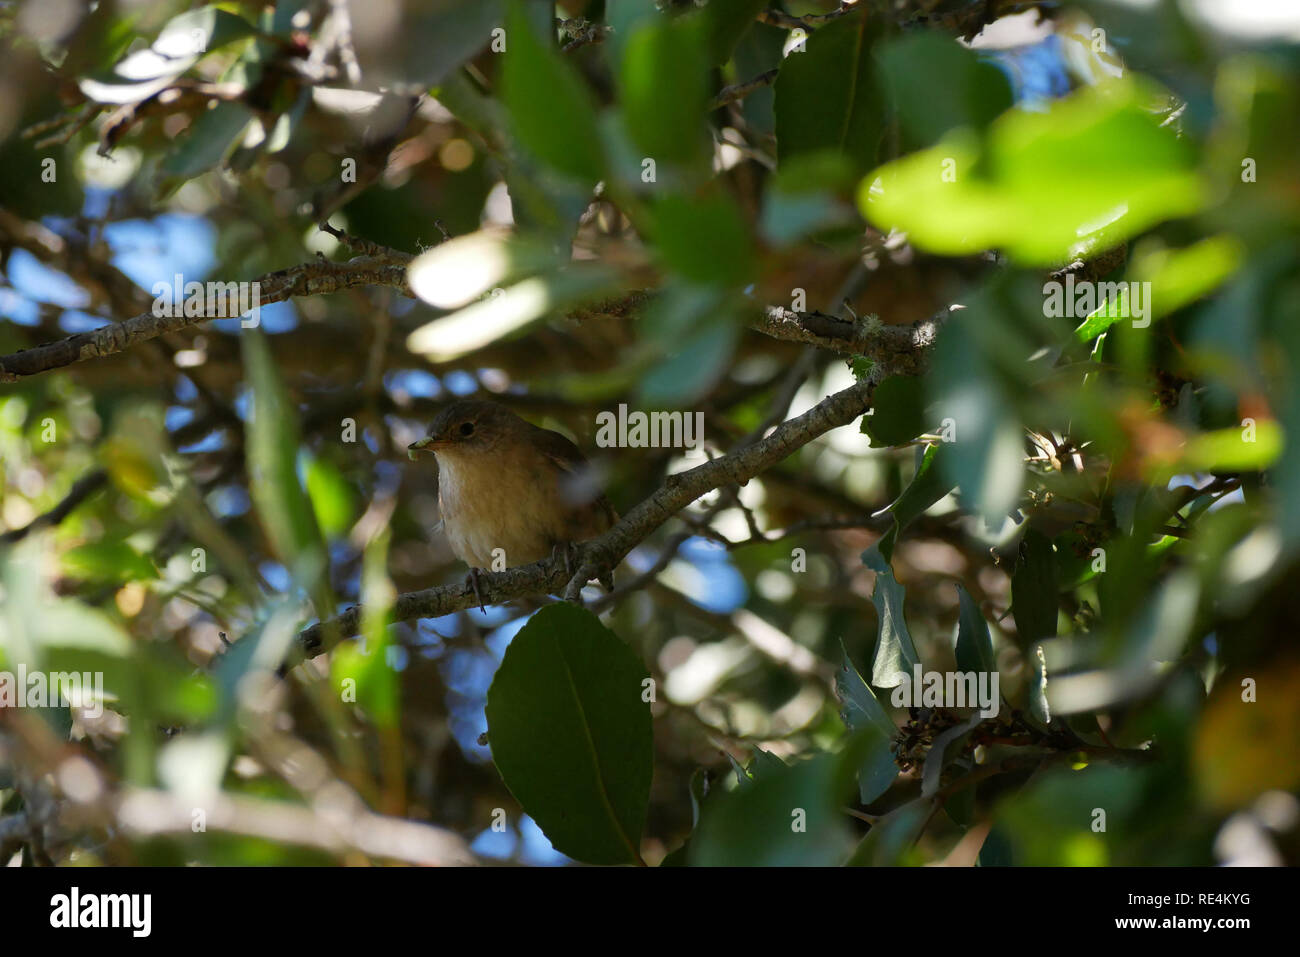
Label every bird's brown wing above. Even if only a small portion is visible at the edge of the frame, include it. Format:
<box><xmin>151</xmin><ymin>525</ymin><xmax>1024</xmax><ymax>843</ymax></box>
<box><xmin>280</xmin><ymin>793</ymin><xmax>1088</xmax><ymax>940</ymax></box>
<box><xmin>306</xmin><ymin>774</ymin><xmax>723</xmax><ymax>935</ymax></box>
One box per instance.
<box><xmin>528</xmin><ymin>424</ymin><xmax>619</xmax><ymax>530</ymax></box>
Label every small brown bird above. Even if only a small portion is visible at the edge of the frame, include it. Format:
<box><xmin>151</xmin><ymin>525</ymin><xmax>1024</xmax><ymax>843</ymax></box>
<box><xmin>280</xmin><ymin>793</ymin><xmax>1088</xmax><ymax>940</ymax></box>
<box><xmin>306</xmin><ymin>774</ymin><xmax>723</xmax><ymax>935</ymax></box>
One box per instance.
<box><xmin>407</xmin><ymin>399</ymin><xmax>617</xmax><ymax>607</ymax></box>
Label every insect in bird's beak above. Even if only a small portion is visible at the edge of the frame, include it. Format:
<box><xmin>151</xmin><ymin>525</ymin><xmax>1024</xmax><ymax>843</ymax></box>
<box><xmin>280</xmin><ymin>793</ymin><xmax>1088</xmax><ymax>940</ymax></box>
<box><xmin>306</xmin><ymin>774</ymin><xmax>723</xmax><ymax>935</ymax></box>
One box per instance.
<box><xmin>407</xmin><ymin>436</ymin><xmax>442</xmax><ymax>460</ymax></box>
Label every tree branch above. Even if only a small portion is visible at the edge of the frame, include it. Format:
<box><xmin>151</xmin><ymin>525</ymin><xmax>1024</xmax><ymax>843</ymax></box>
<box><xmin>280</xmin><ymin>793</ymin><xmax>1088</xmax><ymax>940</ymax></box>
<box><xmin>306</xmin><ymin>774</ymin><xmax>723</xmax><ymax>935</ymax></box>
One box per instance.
<box><xmin>1</xmin><ymin>212</ymin><xmax>942</xmax><ymax>381</ymax></box>
<box><xmin>757</xmin><ymin>2</ymin><xmax>861</xmax><ymax>30</ymax></box>
<box><xmin>0</xmin><ymin>469</ymin><xmax>109</xmax><ymax>544</ymax></box>
<box><xmin>753</xmin><ymin>307</ymin><xmax>945</xmax><ymax>369</ymax></box>
<box><xmin>0</xmin><ymin>256</ymin><xmax>412</xmax><ymax>381</ymax></box>
<box><xmin>110</xmin><ymin>787</ymin><xmax>474</xmax><ymax>866</ymax></box>
<box><xmin>709</xmin><ymin>69</ymin><xmax>779</xmax><ymax>111</ymax></box>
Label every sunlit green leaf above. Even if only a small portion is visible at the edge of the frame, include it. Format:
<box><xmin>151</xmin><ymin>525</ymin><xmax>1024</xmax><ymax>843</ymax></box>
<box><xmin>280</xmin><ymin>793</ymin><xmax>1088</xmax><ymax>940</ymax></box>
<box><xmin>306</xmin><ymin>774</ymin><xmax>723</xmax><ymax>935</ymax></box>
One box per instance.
<box><xmin>859</xmin><ymin>79</ymin><xmax>1205</xmax><ymax>265</ymax></box>
<box><xmin>1074</xmin><ymin>235</ymin><xmax>1246</xmax><ymax>342</ymax></box>
<box><xmin>406</xmin><ymin>265</ymin><xmax>620</xmax><ymax>362</ymax></box>
<box><xmin>62</xmin><ymin>541</ymin><xmax>158</xmax><ymax>583</ymax></box>
<box><xmin>304</xmin><ymin>457</ymin><xmax>355</xmax><ymax>540</ymax></box>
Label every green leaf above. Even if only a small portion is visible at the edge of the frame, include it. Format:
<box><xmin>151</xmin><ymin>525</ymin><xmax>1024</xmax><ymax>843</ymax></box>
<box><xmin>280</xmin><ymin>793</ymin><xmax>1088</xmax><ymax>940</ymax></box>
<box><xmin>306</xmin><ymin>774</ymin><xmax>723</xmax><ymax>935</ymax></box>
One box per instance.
<box><xmin>61</xmin><ymin>542</ymin><xmax>158</xmax><ymax>583</ymax></box>
<box><xmin>406</xmin><ymin>265</ymin><xmax>620</xmax><ymax>362</ymax></box>
<box><xmin>304</xmin><ymin>457</ymin><xmax>355</xmax><ymax>540</ymax></box>
<box><xmin>59</xmin><ymin>1</ymin><xmax>143</xmax><ymax>78</ymax></box>
<box><xmin>485</xmin><ymin>603</ymin><xmax>653</xmax><ymax>865</ymax></box>
<box><xmin>100</xmin><ymin>404</ymin><xmax>173</xmax><ymax>504</ymax></box>
<box><xmin>661</xmin><ymin>767</ymin><xmax>712</xmax><ymax>866</ymax></box>
<box><xmin>876</xmin><ymin>33</ymin><xmax>1012</xmax><ymax>148</ymax></box>
<box><xmin>991</xmin><ymin>764</ymin><xmax>1149</xmax><ymax>865</ymax></box>
<box><xmin>433</xmin><ymin>70</ymin><xmax>579</xmax><ymax>232</ymax></box>
<box><xmin>836</xmin><ymin>640</ymin><xmax>894</xmax><ymax>738</ymax></box>
<box><xmin>920</xmin><ymin>714</ymin><xmax>981</xmax><ymax>798</ymax></box>
<box><xmin>1068</xmin><ymin>280</ymin><xmax>1139</xmax><ymax>344</ymax></box>
<box><xmin>332</xmin><ymin>529</ymin><xmax>399</xmax><ymax>727</ymax></box>
<box><xmin>929</xmin><ymin>318</ymin><xmax>1024</xmax><ymax>526</ymax></box>
<box><xmin>153</xmin><ymin>6</ymin><xmax>258</xmax><ymax>60</ymax></box>
<box><xmin>759</xmin><ymin>148</ymin><xmax>857</xmax><ymax>246</ymax></box>
<box><xmin>697</xmin><ymin>0</ymin><xmax>768</xmax><ymax>65</ymax></box>
<box><xmin>1011</xmin><ymin>529</ymin><xmax>1059</xmax><ymax>647</ymax></box>
<box><xmin>1149</xmin><ymin>420</ymin><xmax>1283</xmax><ymax>480</ymax></box>
<box><xmin>862</xmin><ymin>374</ymin><xmax>927</xmax><ymax>447</ymax></box>
<box><xmin>945</xmin><ymin>783</ymin><xmax>975</xmax><ymax>827</ymax></box>
<box><xmin>213</xmin><ymin>605</ymin><xmax>301</xmax><ymax>725</ymax></box>
<box><xmin>774</xmin><ymin>9</ymin><xmax>887</xmax><ymax>174</ymax></box>
<box><xmin>849</xmin><ymin>724</ymin><xmax>897</xmax><ymax>805</ymax></box>
<box><xmin>145</xmin><ymin>664</ymin><xmax>219</xmax><ymax>724</ymax></box>
<box><xmin>1073</xmin><ymin>236</ymin><xmax>1244</xmax><ymax>342</ymax></box>
<box><xmin>862</xmin><ymin>546</ymin><xmax>920</xmax><ymax>688</ymax></box>
<box><xmin>620</xmin><ymin>16</ymin><xmax>710</xmax><ymax>173</ymax></box>
<box><xmin>877</xmin><ymin>443</ymin><xmax>955</xmax><ymax>562</ymax></box>
<box><xmin>406</xmin><ymin>231</ymin><xmax>560</xmax><ymax>310</ymax></box>
<box><xmin>649</xmin><ymin>192</ymin><xmax>754</xmax><ymax>288</ymax></box>
<box><xmin>638</xmin><ymin>318</ymin><xmax>740</xmax><ymax>407</ymax></box>
<box><xmin>731</xmin><ymin>18</ymin><xmax>783</xmax><ymax>135</ymax></box>
<box><xmin>760</xmin><ymin>184</ymin><xmax>855</xmax><ymax>246</ymax></box>
<box><xmin>34</xmin><ymin>602</ymin><xmax>134</xmax><ymax>659</ymax></box>
<box><xmin>859</xmin><ymin>78</ymin><xmax>1206</xmax><ymax>266</ymax></box>
<box><xmin>31</xmin><ymin>603</ymin><xmax>145</xmax><ymax>719</ymax></box>
<box><xmin>837</xmin><ymin>647</ymin><xmax>899</xmax><ymax>806</ymax></box>
<box><xmin>241</xmin><ymin>329</ymin><xmax>325</xmax><ymax>592</ymax></box>
<box><xmin>846</xmin><ymin>796</ymin><xmax>934</xmax><ymax>866</ymax></box>
<box><xmin>955</xmin><ymin>584</ymin><xmax>995</xmax><ymax>674</ymax></box>
<box><xmin>331</xmin><ymin>631</ymin><xmax>399</xmax><ymax>729</ymax></box>
<box><xmin>691</xmin><ymin>752</ymin><xmax>854</xmax><ymax>866</ymax></box>
<box><xmin>161</xmin><ymin>102</ymin><xmax>254</xmax><ymax>179</ymax></box>
<box><xmin>727</xmin><ymin>751</ymin><xmax>753</xmax><ymax>788</ymax></box>
<box><xmin>397</xmin><ymin>0</ymin><xmax>505</xmax><ymax>88</ymax></box>
<box><xmin>79</xmin><ymin>6</ymin><xmax>257</xmax><ymax>103</ymax></box>
<box><xmin>746</xmin><ymin>746</ymin><xmax>788</xmax><ymax>783</ymax></box>
<box><xmin>977</xmin><ymin>824</ymin><xmax>1014</xmax><ymax>866</ymax></box>
<box><xmin>501</xmin><ymin>1</ymin><xmax>605</xmax><ymax>183</ymax></box>
<box><xmin>602</xmin><ymin>0</ymin><xmax>661</xmax><ymax>68</ymax></box>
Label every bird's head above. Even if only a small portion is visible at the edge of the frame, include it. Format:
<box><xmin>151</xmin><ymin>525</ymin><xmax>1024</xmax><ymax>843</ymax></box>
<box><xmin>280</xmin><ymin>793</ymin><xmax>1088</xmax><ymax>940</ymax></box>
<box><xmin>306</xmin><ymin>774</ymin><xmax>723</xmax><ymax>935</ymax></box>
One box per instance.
<box><xmin>407</xmin><ymin>400</ymin><xmax>523</xmax><ymax>460</ymax></box>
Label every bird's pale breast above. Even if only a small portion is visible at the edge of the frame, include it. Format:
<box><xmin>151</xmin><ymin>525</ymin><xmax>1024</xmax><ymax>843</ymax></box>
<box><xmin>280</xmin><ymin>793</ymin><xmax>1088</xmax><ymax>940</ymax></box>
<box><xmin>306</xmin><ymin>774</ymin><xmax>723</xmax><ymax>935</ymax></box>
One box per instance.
<box><xmin>435</xmin><ymin>445</ymin><xmax>573</xmax><ymax>568</ymax></box>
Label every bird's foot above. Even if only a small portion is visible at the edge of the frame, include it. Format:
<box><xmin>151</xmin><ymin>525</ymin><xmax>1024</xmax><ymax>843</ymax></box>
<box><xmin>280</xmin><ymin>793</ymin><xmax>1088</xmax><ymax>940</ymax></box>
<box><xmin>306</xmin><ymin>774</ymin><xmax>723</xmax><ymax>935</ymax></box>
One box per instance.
<box><xmin>464</xmin><ymin>567</ymin><xmax>486</xmax><ymax>614</ymax></box>
<box><xmin>554</xmin><ymin>542</ymin><xmax>614</xmax><ymax>596</ymax></box>
<box><xmin>552</xmin><ymin>541</ymin><xmax>577</xmax><ymax>576</ymax></box>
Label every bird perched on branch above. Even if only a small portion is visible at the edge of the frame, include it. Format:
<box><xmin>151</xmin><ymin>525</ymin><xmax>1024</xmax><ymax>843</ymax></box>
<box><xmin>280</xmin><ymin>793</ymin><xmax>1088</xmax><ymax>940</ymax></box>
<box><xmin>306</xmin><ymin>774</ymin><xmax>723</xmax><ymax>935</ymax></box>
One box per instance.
<box><xmin>407</xmin><ymin>399</ymin><xmax>617</xmax><ymax>609</ymax></box>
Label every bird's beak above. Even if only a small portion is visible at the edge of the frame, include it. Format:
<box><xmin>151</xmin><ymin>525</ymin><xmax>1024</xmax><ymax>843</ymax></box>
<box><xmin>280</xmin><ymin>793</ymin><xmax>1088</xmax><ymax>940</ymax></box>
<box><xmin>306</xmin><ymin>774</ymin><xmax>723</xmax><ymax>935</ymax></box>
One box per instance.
<box><xmin>407</xmin><ymin>436</ymin><xmax>444</xmax><ymax>460</ymax></box>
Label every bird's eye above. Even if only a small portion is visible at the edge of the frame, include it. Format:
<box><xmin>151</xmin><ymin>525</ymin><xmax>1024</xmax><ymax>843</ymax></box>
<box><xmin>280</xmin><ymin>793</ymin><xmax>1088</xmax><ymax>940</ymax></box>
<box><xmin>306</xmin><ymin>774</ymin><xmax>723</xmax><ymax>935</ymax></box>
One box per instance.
<box><xmin>459</xmin><ymin>422</ymin><xmax>475</xmax><ymax>437</ymax></box>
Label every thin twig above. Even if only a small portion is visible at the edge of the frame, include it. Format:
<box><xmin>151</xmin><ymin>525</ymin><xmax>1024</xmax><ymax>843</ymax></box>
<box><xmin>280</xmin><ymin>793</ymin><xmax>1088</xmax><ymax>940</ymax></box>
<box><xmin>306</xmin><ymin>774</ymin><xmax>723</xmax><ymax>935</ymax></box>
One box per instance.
<box><xmin>0</xmin><ymin>470</ymin><xmax>109</xmax><ymax>544</ymax></box>
<box><xmin>709</xmin><ymin>68</ymin><xmax>778</xmax><ymax>111</ymax></box>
